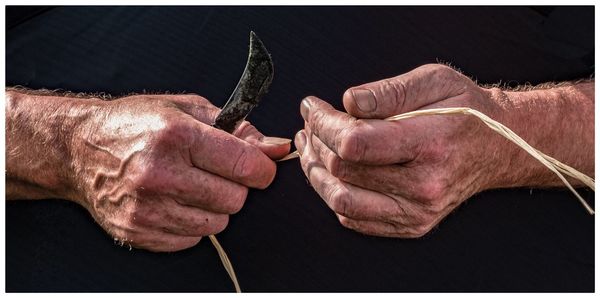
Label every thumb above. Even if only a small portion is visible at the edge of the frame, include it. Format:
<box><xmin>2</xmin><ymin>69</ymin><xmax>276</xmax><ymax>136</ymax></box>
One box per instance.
<box><xmin>343</xmin><ymin>64</ymin><xmax>473</xmax><ymax>119</ymax></box>
<box><xmin>234</xmin><ymin>121</ymin><xmax>292</xmax><ymax>160</ymax></box>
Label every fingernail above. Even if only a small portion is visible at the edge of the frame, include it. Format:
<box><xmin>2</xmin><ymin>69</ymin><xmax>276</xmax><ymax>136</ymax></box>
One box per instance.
<box><xmin>351</xmin><ymin>89</ymin><xmax>377</xmax><ymax>112</ymax></box>
<box><xmin>300</xmin><ymin>98</ymin><xmax>311</xmax><ymax>120</ymax></box>
<box><xmin>294</xmin><ymin>130</ymin><xmax>307</xmax><ymax>152</ymax></box>
<box><xmin>263</xmin><ymin>136</ymin><xmax>292</xmax><ymax>145</ymax></box>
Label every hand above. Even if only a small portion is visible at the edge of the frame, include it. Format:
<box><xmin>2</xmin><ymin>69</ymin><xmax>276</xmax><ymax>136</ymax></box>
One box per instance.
<box><xmin>295</xmin><ymin>64</ymin><xmax>594</xmax><ymax>237</ymax></box>
<box><xmin>76</xmin><ymin>94</ymin><xmax>291</xmax><ymax>251</ymax></box>
<box><xmin>6</xmin><ymin>91</ymin><xmax>290</xmax><ymax>252</ymax></box>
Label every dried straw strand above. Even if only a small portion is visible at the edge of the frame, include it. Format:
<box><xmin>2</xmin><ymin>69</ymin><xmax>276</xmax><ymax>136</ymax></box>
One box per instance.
<box><xmin>209</xmin><ymin>235</ymin><xmax>241</xmax><ymax>293</ymax></box>
<box><xmin>212</xmin><ymin>106</ymin><xmax>594</xmax><ymax>292</ymax></box>
<box><xmin>282</xmin><ymin>107</ymin><xmax>595</xmax><ymax>214</ymax></box>
<box><xmin>278</xmin><ymin>150</ymin><xmax>301</xmax><ymax>161</ymax></box>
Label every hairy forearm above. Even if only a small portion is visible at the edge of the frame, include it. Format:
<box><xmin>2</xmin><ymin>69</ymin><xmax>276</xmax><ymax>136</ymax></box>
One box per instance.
<box><xmin>6</xmin><ymin>90</ymin><xmax>103</xmax><ymax>201</ymax></box>
<box><xmin>488</xmin><ymin>81</ymin><xmax>594</xmax><ymax>188</ymax></box>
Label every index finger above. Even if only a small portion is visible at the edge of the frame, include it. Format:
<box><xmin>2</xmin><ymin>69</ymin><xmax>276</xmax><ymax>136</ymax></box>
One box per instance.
<box><xmin>184</xmin><ymin>118</ymin><xmax>277</xmax><ymax>189</ymax></box>
<box><xmin>300</xmin><ymin>96</ymin><xmax>422</xmax><ymax>165</ymax></box>
<box><xmin>170</xmin><ymin>96</ymin><xmax>292</xmax><ymax>160</ymax></box>
<box><xmin>294</xmin><ymin>129</ymin><xmax>406</xmax><ymax>222</ymax></box>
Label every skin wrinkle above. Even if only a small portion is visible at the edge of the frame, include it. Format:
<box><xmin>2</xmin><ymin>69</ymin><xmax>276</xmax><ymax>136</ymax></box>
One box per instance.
<box><xmin>382</xmin><ymin>194</ymin><xmax>412</xmax><ymax>226</ymax></box>
<box><xmin>6</xmin><ymin>63</ymin><xmax>594</xmax><ymax>246</ymax></box>
<box><xmin>388</xmin><ymin>78</ymin><xmax>405</xmax><ymax>113</ymax></box>
<box><xmin>232</xmin><ymin>148</ymin><xmax>249</xmax><ymax>181</ymax></box>
<box><xmin>302</xmin><ymin>128</ymin><xmax>429</xmax><ymax>229</ymax></box>
<box><xmin>365</xmin><ymin>88</ymin><xmax>380</xmax><ymax>112</ymax></box>
<box><xmin>312</xmin><ymin>133</ymin><xmax>411</xmax><ymax>197</ymax></box>
<box><xmin>338</xmin><ymin>121</ymin><xmax>367</xmax><ymax>163</ymax></box>
<box><xmin>7</xmin><ymin>89</ymin><xmax>289</xmax><ymax>253</ymax></box>
<box><xmin>298</xmin><ymin>64</ymin><xmax>595</xmax><ymax>238</ymax></box>
<box><xmin>7</xmin><ymin>93</ymin><xmax>82</xmax><ymax>199</ymax></box>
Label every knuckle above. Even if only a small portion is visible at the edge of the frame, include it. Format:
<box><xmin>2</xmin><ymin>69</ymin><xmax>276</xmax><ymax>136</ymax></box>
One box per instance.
<box><xmin>155</xmin><ymin>119</ymin><xmax>193</xmax><ymax>145</ymax></box>
<box><xmin>337</xmin><ymin>124</ymin><xmax>367</xmax><ymax>162</ymax></box>
<box><xmin>382</xmin><ymin>78</ymin><xmax>407</xmax><ymax>110</ymax></box>
<box><xmin>326</xmin><ymin>155</ymin><xmax>347</xmax><ymax>180</ymax></box>
<box><xmin>328</xmin><ymin>186</ymin><xmax>353</xmax><ymax>217</ymax></box>
<box><xmin>232</xmin><ymin>147</ymin><xmax>254</xmax><ymax>180</ymax></box>
<box><xmin>233</xmin><ymin>120</ymin><xmax>256</xmax><ymax>138</ymax></box>
<box><xmin>435</xmin><ymin>64</ymin><xmax>464</xmax><ymax>82</ymax></box>
<box><xmin>338</xmin><ymin>216</ymin><xmax>355</xmax><ymax>229</ymax></box>
<box><xmin>417</xmin><ymin>63</ymin><xmax>460</xmax><ymax>85</ymax></box>
<box><xmin>231</xmin><ymin>147</ymin><xmax>273</xmax><ymax>187</ymax></box>
<box><xmin>418</xmin><ymin>178</ymin><xmax>446</xmax><ymax>203</ymax></box>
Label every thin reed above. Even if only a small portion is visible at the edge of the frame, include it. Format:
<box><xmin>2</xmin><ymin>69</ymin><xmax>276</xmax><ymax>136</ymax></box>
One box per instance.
<box><xmin>213</xmin><ymin>106</ymin><xmax>595</xmax><ymax>293</ymax></box>
<box><xmin>280</xmin><ymin>107</ymin><xmax>595</xmax><ymax>214</ymax></box>
<box><xmin>208</xmin><ymin>235</ymin><xmax>241</xmax><ymax>293</ymax></box>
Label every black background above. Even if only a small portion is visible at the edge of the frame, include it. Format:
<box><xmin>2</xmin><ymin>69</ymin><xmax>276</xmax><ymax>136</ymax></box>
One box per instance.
<box><xmin>5</xmin><ymin>6</ymin><xmax>595</xmax><ymax>292</ymax></box>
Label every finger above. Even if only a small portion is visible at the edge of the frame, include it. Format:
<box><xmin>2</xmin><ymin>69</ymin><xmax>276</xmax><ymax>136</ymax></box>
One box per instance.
<box><xmin>234</xmin><ymin>121</ymin><xmax>292</xmax><ymax>160</ymax></box>
<box><xmin>336</xmin><ymin>206</ymin><xmax>452</xmax><ymax>239</ymax></box>
<box><xmin>169</xmin><ymin>96</ymin><xmax>283</xmax><ymax>182</ymax></box>
<box><xmin>308</xmin><ymin>128</ymin><xmax>460</xmax><ymax>223</ymax></box>
<box><xmin>301</xmin><ymin>96</ymin><xmax>423</xmax><ymax>164</ymax></box>
<box><xmin>169</xmin><ymin>95</ymin><xmax>292</xmax><ymax>159</ymax></box>
<box><xmin>310</xmin><ymin>133</ymin><xmax>431</xmax><ymax>200</ymax></box>
<box><xmin>295</xmin><ymin>129</ymin><xmax>406</xmax><ymax>221</ymax></box>
<box><xmin>133</xmin><ymin>197</ymin><xmax>229</xmax><ymax>237</ymax></box>
<box><xmin>139</xmin><ymin>165</ymin><xmax>248</xmax><ymax>214</ymax></box>
<box><xmin>188</xmin><ymin>120</ymin><xmax>277</xmax><ymax>189</ymax></box>
<box><xmin>342</xmin><ymin>64</ymin><xmax>473</xmax><ymax>119</ymax></box>
<box><xmin>335</xmin><ymin>214</ymin><xmax>423</xmax><ymax>238</ymax></box>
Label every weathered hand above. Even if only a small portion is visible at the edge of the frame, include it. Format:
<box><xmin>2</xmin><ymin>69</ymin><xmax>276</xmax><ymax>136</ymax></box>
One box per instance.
<box><xmin>295</xmin><ymin>64</ymin><xmax>594</xmax><ymax>237</ymax></box>
<box><xmin>69</xmin><ymin>94</ymin><xmax>290</xmax><ymax>251</ymax></box>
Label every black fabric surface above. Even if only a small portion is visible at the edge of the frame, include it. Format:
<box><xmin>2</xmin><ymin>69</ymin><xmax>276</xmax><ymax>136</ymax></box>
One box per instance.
<box><xmin>5</xmin><ymin>6</ymin><xmax>595</xmax><ymax>292</ymax></box>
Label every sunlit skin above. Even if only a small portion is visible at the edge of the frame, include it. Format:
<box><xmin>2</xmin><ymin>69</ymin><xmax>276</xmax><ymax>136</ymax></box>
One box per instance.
<box><xmin>5</xmin><ymin>64</ymin><xmax>595</xmax><ymax>249</ymax></box>
<box><xmin>296</xmin><ymin>64</ymin><xmax>594</xmax><ymax>238</ymax></box>
<box><xmin>6</xmin><ymin>92</ymin><xmax>291</xmax><ymax>252</ymax></box>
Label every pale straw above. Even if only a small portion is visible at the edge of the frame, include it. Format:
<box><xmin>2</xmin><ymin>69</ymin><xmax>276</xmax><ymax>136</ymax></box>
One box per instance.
<box><xmin>215</xmin><ymin>107</ymin><xmax>596</xmax><ymax>292</ymax></box>
<box><xmin>279</xmin><ymin>107</ymin><xmax>595</xmax><ymax>215</ymax></box>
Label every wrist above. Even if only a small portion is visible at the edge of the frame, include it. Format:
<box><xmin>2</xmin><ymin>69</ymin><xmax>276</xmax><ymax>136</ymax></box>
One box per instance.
<box><xmin>483</xmin><ymin>83</ymin><xmax>594</xmax><ymax>189</ymax></box>
<box><xmin>6</xmin><ymin>90</ymin><xmax>107</xmax><ymax>203</ymax></box>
